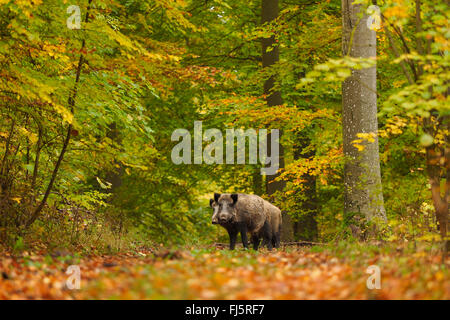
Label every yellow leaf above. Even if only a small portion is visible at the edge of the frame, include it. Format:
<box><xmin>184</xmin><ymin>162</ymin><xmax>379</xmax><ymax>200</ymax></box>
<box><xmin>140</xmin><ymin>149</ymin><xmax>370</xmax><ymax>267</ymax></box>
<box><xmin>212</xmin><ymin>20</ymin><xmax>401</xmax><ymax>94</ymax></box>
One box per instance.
<box><xmin>53</xmin><ymin>104</ymin><xmax>73</xmax><ymax>124</ymax></box>
<box><xmin>11</xmin><ymin>197</ymin><xmax>21</xmax><ymax>204</ymax></box>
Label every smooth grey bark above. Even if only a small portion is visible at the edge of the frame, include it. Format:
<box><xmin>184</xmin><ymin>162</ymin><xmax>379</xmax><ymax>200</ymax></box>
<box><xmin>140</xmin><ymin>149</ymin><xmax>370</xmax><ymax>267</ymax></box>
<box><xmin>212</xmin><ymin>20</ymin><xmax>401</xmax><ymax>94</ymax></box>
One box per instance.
<box><xmin>262</xmin><ymin>0</ymin><xmax>294</xmax><ymax>241</ymax></box>
<box><xmin>342</xmin><ymin>0</ymin><xmax>386</xmax><ymax>226</ymax></box>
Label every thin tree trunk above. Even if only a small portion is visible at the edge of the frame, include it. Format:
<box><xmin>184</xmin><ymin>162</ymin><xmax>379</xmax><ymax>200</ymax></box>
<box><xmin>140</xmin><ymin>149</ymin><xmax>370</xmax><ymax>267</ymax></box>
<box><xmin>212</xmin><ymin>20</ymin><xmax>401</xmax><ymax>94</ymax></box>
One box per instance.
<box><xmin>31</xmin><ymin>126</ymin><xmax>42</xmax><ymax>190</ymax></box>
<box><xmin>0</xmin><ymin>118</ymin><xmax>15</xmax><ymax>197</ymax></box>
<box><xmin>293</xmin><ymin>130</ymin><xmax>318</xmax><ymax>241</ymax></box>
<box><xmin>384</xmin><ymin>25</ymin><xmax>414</xmax><ymax>85</ymax></box>
<box><xmin>292</xmin><ymin>66</ymin><xmax>318</xmax><ymax>241</ymax></box>
<box><xmin>0</xmin><ymin>118</ymin><xmax>15</xmax><ymax>177</ymax></box>
<box><xmin>26</xmin><ymin>0</ymin><xmax>92</xmax><ymax>229</ymax></box>
<box><xmin>445</xmin><ymin>128</ymin><xmax>450</xmax><ymax>254</ymax></box>
<box><xmin>423</xmin><ymin>112</ymin><xmax>449</xmax><ymax>256</ymax></box>
<box><xmin>342</xmin><ymin>0</ymin><xmax>386</xmax><ymax>235</ymax></box>
<box><xmin>252</xmin><ymin>165</ymin><xmax>264</xmax><ymax>196</ymax></box>
<box><xmin>261</xmin><ymin>0</ymin><xmax>293</xmax><ymax>241</ymax></box>
<box><xmin>25</xmin><ymin>115</ymin><xmax>30</xmax><ymax>181</ymax></box>
<box><xmin>415</xmin><ymin>0</ymin><xmax>448</xmax><ymax>254</ymax></box>
<box><xmin>425</xmin><ymin>143</ymin><xmax>449</xmax><ymax>253</ymax></box>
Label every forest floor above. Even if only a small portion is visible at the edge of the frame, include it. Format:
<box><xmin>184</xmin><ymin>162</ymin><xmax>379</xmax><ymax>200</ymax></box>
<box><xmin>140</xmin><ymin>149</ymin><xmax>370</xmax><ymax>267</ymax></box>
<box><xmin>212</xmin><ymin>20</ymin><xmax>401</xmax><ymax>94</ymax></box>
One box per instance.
<box><xmin>0</xmin><ymin>243</ymin><xmax>449</xmax><ymax>300</ymax></box>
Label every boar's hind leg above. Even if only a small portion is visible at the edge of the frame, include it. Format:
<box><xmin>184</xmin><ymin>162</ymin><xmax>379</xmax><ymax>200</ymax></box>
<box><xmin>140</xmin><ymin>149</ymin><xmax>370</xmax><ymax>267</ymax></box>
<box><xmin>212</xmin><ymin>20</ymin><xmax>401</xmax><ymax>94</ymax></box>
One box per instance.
<box><xmin>271</xmin><ymin>236</ymin><xmax>280</xmax><ymax>249</ymax></box>
<box><xmin>251</xmin><ymin>234</ymin><xmax>260</xmax><ymax>250</ymax></box>
<box><xmin>238</xmin><ymin>222</ymin><xmax>249</xmax><ymax>249</ymax></box>
<box><xmin>263</xmin><ymin>221</ymin><xmax>273</xmax><ymax>250</ymax></box>
<box><xmin>261</xmin><ymin>238</ymin><xmax>268</xmax><ymax>247</ymax></box>
<box><xmin>274</xmin><ymin>231</ymin><xmax>281</xmax><ymax>248</ymax></box>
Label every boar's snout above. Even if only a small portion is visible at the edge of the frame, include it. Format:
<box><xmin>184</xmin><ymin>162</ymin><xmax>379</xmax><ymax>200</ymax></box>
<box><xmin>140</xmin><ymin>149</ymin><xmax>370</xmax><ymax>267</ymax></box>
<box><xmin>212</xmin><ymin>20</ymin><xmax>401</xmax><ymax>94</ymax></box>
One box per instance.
<box><xmin>218</xmin><ymin>214</ymin><xmax>233</xmax><ymax>224</ymax></box>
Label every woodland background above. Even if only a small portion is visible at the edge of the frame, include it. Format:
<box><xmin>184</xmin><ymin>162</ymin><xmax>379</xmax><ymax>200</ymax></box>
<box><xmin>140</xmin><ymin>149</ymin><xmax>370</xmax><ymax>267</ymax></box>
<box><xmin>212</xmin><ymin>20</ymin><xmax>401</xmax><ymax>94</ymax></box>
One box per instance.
<box><xmin>0</xmin><ymin>0</ymin><xmax>448</xmax><ymax>300</ymax></box>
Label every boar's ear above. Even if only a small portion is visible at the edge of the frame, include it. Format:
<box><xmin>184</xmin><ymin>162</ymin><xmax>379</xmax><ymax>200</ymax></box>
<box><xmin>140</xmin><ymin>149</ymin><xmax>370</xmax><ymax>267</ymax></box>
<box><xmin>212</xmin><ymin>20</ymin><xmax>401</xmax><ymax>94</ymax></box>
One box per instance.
<box><xmin>209</xmin><ymin>199</ymin><xmax>214</xmax><ymax>207</ymax></box>
<box><xmin>231</xmin><ymin>193</ymin><xmax>238</xmax><ymax>205</ymax></box>
<box><xmin>214</xmin><ymin>193</ymin><xmax>221</xmax><ymax>202</ymax></box>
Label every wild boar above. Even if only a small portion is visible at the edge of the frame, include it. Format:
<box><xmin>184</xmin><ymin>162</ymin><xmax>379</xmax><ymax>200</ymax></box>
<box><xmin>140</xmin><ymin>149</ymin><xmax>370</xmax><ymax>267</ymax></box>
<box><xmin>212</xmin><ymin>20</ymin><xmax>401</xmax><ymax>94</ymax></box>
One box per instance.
<box><xmin>210</xmin><ymin>193</ymin><xmax>272</xmax><ymax>250</ymax></box>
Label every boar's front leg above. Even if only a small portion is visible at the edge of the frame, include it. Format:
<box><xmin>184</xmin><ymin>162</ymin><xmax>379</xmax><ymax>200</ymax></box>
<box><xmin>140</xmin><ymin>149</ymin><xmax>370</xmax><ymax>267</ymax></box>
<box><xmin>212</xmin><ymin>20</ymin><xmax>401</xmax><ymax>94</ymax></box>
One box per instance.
<box><xmin>226</xmin><ymin>226</ymin><xmax>238</xmax><ymax>250</ymax></box>
<box><xmin>228</xmin><ymin>230</ymin><xmax>238</xmax><ymax>250</ymax></box>
<box><xmin>238</xmin><ymin>222</ymin><xmax>249</xmax><ymax>249</ymax></box>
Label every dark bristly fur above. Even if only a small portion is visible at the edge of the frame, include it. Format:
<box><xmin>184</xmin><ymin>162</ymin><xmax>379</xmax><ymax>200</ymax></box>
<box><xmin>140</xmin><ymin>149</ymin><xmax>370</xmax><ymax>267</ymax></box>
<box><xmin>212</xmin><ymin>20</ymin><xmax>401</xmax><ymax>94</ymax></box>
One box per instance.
<box><xmin>209</xmin><ymin>193</ymin><xmax>282</xmax><ymax>250</ymax></box>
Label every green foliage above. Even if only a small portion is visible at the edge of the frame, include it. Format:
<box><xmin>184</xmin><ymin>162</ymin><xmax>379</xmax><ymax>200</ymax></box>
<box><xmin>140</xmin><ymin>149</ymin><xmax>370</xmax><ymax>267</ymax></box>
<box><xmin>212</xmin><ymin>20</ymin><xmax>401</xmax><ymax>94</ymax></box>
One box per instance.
<box><xmin>0</xmin><ymin>0</ymin><xmax>447</xmax><ymax>250</ymax></box>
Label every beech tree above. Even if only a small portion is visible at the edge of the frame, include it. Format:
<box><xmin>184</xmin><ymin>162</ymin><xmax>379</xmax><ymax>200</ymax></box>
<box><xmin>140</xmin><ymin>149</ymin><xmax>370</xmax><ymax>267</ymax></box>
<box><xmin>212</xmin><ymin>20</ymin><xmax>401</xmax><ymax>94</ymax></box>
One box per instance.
<box><xmin>342</xmin><ymin>0</ymin><xmax>386</xmax><ymax>235</ymax></box>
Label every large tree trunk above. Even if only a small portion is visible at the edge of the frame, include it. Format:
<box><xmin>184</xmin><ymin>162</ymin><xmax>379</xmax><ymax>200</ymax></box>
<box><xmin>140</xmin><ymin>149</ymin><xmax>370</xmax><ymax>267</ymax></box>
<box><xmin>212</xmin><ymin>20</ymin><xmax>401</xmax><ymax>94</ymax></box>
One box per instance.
<box><xmin>342</xmin><ymin>0</ymin><xmax>386</xmax><ymax>235</ymax></box>
<box><xmin>262</xmin><ymin>0</ymin><xmax>293</xmax><ymax>241</ymax></box>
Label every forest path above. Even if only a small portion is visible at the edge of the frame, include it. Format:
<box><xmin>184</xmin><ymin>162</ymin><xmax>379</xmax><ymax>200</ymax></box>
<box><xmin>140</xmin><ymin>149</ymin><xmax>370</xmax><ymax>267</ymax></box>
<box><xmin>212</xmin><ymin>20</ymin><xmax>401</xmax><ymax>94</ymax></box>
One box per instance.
<box><xmin>0</xmin><ymin>246</ymin><xmax>448</xmax><ymax>299</ymax></box>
